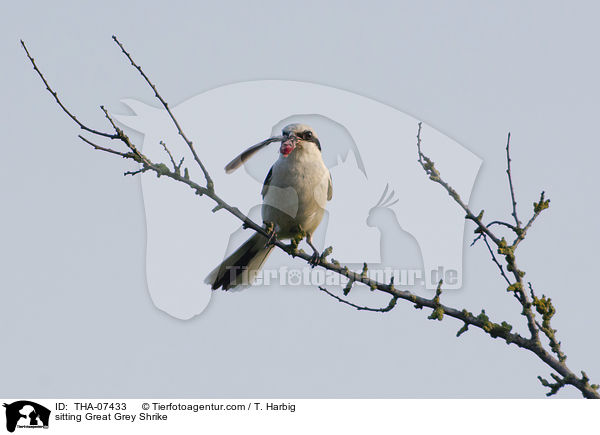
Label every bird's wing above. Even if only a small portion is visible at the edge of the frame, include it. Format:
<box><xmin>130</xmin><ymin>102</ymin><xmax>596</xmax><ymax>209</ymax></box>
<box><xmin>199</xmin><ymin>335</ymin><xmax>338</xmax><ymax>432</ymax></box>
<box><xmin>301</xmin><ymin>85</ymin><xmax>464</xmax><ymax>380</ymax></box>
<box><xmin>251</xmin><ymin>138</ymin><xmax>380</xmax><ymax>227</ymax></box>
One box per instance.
<box><xmin>261</xmin><ymin>166</ymin><xmax>273</xmax><ymax>198</ymax></box>
<box><xmin>327</xmin><ymin>170</ymin><xmax>333</xmax><ymax>201</ymax></box>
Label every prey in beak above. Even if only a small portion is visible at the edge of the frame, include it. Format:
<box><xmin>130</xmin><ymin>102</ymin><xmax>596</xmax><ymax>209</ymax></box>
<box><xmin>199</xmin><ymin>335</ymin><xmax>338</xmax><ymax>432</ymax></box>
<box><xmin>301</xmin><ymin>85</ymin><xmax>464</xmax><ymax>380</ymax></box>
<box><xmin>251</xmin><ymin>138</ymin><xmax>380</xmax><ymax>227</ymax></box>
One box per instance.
<box><xmin>225</xmin><ymin>135</ymin><xmax>284</xmax><ymax>173</ymax></box>
<box><xmin>280</xmin><ymin>134</ymin><xmax>297</xmax><ymax>157</ymax></box>
<box><xmin>224</xmin><ymin>123</ymin><xmax>320</xmax><ymax>174</ymax></box>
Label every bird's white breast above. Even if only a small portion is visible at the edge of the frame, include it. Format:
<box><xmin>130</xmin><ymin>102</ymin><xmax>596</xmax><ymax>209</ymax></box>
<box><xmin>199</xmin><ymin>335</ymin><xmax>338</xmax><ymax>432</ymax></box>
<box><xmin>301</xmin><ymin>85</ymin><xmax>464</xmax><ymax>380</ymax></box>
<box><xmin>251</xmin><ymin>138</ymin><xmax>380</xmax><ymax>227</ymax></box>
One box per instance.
<box><xmin>262</xmin><ymin>145</ymin><xmax>330</xmax><ymax>237</ymax></box>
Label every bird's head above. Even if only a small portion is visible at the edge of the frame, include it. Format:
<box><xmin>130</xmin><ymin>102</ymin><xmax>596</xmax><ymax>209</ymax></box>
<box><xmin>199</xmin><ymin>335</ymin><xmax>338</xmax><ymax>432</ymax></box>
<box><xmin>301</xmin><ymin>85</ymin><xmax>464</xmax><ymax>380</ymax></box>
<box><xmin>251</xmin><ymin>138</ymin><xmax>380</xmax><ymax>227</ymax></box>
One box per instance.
<box><xmin>224</xmin><ymin>123</ymin><xmax>321</xmax><ymax>173</ymax></box>
<box><xmin>280</xmin><ymin>123</ymin><xmax>321</xmax><ymax>157</ymax></box>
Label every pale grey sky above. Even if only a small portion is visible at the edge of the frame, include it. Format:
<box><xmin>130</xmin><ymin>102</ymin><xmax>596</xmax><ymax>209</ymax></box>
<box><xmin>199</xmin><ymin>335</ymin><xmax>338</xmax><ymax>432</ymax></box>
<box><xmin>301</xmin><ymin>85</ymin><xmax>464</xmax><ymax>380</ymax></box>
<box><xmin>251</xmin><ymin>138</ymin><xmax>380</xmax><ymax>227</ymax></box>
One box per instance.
<box><xmin>1</xmin><ymin>1</ymin><xmax>599</xmax><ymax>398</ymax></box>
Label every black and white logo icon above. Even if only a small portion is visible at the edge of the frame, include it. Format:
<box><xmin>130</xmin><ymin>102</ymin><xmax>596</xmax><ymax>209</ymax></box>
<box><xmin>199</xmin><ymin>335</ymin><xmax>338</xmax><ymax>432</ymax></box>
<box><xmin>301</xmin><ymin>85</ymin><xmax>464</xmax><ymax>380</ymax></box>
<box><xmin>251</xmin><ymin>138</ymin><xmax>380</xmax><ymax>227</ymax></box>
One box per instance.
<box><xmin>3</xmin><ymin>401</ymin><xmax>50</xmax><ymax>433</ymax></box>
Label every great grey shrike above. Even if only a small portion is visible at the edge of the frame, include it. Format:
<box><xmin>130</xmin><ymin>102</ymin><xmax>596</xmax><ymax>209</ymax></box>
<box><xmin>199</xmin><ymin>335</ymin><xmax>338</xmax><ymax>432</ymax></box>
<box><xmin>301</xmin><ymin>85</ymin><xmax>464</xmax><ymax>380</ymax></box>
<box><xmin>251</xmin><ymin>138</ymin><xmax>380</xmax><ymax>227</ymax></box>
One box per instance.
<box><xmin>206</xmin><ymin>123</ymin><xmax>333</xmax><ymax>290</ymax></box>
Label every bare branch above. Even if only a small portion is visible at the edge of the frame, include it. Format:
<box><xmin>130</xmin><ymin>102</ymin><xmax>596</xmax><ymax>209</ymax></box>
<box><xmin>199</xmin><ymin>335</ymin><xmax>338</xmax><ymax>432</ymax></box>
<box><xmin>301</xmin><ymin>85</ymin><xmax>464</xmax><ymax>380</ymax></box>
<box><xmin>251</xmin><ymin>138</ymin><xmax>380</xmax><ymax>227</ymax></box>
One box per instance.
<box><xmin>487</xmin><ymin>220</ymin><xmax>518</xmax><ymax>232</ymax></box>
<box><xmin>416</xmin><ymin>121</ymin><xmax>424</xmax><ymax>166</ymax></box>
<box><xmin>415</xmin><ymin>123</ymin><xmax>598</xmax><ymax>398</ymax></box>
<box><xmin>78</xmin><ymin>135</ymin><xmax>131</xmax><ymax>158</ymax></box>
<box><xmin>416</xmin><ymin>123</ymin><xmax>502</xmax><ymax>246</ymax></box>
<box><xmin>481</xmin><ymin>234</ymin><xmax>511</xmax><ymax>285</ymax></box>
<box><xmin>21</xmin><ymin>40</ymin><xmax>118</xmax><ymax>140</ymax></box>
<box><xmin>111</xmin><ymin>35</ymin><xmax>214</xmax><ymax>191</ymax></box>
<box><xmin>512</xmin><ymin>191</ymin><xmax>550</xmax><ymax>249</ymax></box>
<box><xmin>470</xmin><ymin>220</ymin><xmax>517</xmax><ymax>247</ymax></box>
<box><xmin>319</xmin><ymin>286</ymin><xmax>398</xmax><ymax>313</ymax></box>
<box><xmin>124</xmin><ymin>167</ymin><xmax>151</xmax><ymax>177</ymax></box>
<box><xmin>505</xmin><ymin>133</ymin><xmax>521</xmax><ymax>228</ymax></box>
<box><xmin>98</xmin><ymin>105</ymin><xmax>154</xmax><ymax>168</ymax></box>
<box><xmin>160</xmin><ymin>140</ymin><xmax>184</xmax><ymax>174</ymax></box>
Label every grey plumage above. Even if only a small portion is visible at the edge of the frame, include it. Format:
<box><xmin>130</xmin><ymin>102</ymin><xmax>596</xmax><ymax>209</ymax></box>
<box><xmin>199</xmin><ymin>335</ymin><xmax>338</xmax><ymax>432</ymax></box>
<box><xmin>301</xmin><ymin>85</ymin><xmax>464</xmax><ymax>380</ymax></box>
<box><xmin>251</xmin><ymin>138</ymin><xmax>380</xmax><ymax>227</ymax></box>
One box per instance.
<box><xmin>205</xmin><ymin>233</ymin><xmax>273</xmax><ymax>290</ymax></box>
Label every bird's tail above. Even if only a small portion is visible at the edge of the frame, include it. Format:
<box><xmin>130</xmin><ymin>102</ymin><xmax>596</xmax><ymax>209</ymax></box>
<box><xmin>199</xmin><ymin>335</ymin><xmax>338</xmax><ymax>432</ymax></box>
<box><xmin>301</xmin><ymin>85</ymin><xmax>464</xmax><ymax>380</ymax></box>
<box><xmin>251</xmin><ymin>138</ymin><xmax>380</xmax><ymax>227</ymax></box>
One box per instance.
<box><xmin>205</xmin><ymin>233</ymin><xmax>274</xmax><ymax>290</ymax></box>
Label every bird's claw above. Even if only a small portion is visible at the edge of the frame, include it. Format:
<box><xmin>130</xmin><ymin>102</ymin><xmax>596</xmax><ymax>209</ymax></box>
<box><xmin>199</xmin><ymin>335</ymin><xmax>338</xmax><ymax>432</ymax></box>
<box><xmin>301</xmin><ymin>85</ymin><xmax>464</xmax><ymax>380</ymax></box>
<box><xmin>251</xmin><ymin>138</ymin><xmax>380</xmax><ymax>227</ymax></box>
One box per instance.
<box><xmin>265</xmin><ymin>229</ymin><xmax>278</xmax><ymax>247</ymax></box>
<box><xmin>309</xmin><ymin>251</ymin><xmax>321</xmax><ymax>268</ymax></box>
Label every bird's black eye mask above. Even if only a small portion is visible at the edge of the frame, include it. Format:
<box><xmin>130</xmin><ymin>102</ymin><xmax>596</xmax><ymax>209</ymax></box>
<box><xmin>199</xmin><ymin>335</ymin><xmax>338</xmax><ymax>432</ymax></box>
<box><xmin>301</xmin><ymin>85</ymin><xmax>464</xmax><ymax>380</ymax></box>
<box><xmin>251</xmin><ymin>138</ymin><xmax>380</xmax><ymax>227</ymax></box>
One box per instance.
<box><xmin>282</xmin><ymin>130</ymin><xmax>321</xmax><ymax>150</ymax></box>
<box><xmin>300</xmin><ymin>130</ymin><xmax>321</xmax><ymax>150</ymax></box>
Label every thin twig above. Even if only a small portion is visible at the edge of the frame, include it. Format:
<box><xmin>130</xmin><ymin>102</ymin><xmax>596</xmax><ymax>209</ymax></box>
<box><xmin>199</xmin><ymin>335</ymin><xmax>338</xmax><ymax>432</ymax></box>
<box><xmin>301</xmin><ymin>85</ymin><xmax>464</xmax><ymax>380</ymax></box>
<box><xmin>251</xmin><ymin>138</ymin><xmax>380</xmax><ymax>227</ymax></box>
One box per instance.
<box><xmin>512</xmin><ymin>191</ymin><xmax>549</xmax><ymax>249</ymax></box>
<box><xmin>99</xmin><ymin>105</ymin><xmax>153</xmax><ymax>168</ymax></box>
<box><xmin>470</xmin><ymin>220</ymin><xmax>518</xmax><ymax>246</ymax></box>
<box><xmin>78</xmin><ymin>135</ymin><xmax>131</xmax><ymax>158</ymax></box>
<box><xmin>416</xmin><ymin>122</ymin><xmax>424</xmax><ymax>166</ymax></box>
<box><xmin>481</xmin><ymin>234</ymin><xmax>511</xmax><ymax>285</ymax></box>
<box><xmin>21</xmin><ymin>40</ymin><xmax>118</xmax><ymax>139</ymax></box>
<box><xmin>487</xmin><ymin>220</ymin><xmax>518</xmax><ymax>232</ymax></box>
<box><xmin>506</xmin><ymin>133</ymin><xmax>521</xmax><ymax>228</ymax></box>
<box><xmin>124</xmin><ymin>167</ymin><xmax>151</xmax><ymax>176</ymax></box>
<box><xmin>319</xmin><ymin>286</ymin><xmax>398</xmax><ymax>312</ymax></box>
<box><xmin>111</xmin><ymin>35</ymin><xmax>214</xmax><ymax>191</ymax></box>
<box><xmin>160</xmin><ymin>140</ymin><xmax>178</xmax><ymax>169</ymax></box>
<box><xmin>416</xmin><ymin>124</ymin><xmax>502</xmax><ymax>246</ymax></box>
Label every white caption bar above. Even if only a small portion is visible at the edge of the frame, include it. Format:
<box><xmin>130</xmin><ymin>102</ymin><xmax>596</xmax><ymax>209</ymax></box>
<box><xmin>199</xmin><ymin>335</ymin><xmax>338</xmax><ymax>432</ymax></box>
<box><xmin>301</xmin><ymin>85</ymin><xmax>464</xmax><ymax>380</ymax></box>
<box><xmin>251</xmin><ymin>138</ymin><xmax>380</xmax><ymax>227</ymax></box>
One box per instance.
<box><xmin>0</xmin><ymin>399</ymin><xmax>597</xmax><ymax>434</ymax></box>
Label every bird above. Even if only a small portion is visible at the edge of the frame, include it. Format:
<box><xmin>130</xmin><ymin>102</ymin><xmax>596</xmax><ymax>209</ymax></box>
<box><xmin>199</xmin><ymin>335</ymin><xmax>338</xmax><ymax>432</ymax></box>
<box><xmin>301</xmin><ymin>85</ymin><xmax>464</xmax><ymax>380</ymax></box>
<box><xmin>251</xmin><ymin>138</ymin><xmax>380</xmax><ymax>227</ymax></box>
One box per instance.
<box><xmin>206</xmin><ymin>123</ymin><xmax>333</xmax><ymax>290</ymax></box>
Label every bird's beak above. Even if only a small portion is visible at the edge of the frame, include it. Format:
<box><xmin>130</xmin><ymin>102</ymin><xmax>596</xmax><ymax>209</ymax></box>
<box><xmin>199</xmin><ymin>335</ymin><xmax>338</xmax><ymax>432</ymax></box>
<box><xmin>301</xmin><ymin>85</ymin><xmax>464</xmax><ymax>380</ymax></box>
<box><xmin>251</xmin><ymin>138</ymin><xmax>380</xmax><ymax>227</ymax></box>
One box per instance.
<box><xmin>280</xmin><ymin>135</ymin><xmax>297</xmax><ymax>157</ymax></box>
